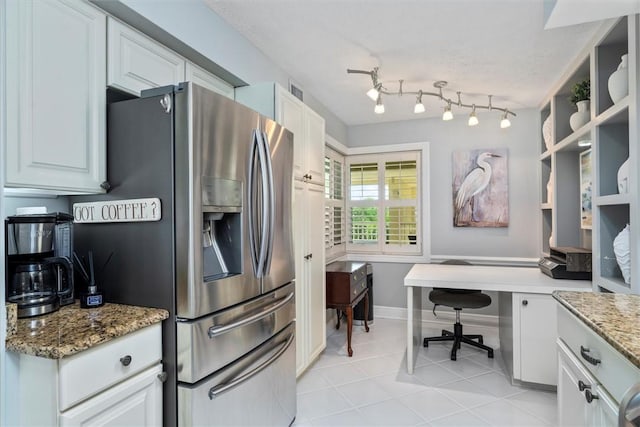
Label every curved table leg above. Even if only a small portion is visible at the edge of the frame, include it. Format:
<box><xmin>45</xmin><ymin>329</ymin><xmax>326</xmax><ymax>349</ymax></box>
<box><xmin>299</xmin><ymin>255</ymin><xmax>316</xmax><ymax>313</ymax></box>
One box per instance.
<box><xmin>364</xmin><ymin>290</ymin><xmax>370</xmax><ymax>333</ymax></box>
<box><xmin>346</xmin><ymin>306</ymin><xmax>353</xmax><ymax>357</ymax></box>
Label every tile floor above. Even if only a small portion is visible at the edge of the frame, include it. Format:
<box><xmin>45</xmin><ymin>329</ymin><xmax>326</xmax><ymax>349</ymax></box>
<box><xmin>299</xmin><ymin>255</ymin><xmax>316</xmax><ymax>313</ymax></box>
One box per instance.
<box><xmin>294</xmin><ymin>317</ymin><xmax>557</xmax><ymax>427</ymax></box>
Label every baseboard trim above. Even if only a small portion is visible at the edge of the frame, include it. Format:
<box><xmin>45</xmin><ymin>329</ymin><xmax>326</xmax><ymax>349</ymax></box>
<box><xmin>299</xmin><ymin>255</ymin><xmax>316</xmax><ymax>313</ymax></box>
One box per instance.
<box><xmin>374</xmin><ymin>305</ymin><xmax>499</xmax><ymax>329</ymax></box>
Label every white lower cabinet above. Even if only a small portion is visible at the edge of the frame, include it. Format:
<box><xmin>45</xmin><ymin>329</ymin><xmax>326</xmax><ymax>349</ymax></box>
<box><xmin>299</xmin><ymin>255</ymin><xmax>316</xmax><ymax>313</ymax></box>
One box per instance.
<box><xmin>13</xmin><ymin>324</ymin><xmax>163</xmax><ymax>426</ymax></box>
<box><xmin>59</xmin><ymin>364</ymin><xmax>162</xmax><ymax>426</ymax></box>
<box><xmin>557</xmin><ymin>303</ymin><xmax>639</xmax><ymax>426</ymax></box>
<box><xmin>558</xmin><ymin>340</ymin><xmax>617</xmax><ymax>426</ymax></box>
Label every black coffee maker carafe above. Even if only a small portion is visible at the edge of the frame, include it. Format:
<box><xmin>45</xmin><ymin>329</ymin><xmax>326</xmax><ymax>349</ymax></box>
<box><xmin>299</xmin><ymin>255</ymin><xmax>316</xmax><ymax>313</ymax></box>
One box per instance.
<box><xmin>5</xmin><ymin>213</ymin><xmax>74</xmax><ymax>318</ymax></box>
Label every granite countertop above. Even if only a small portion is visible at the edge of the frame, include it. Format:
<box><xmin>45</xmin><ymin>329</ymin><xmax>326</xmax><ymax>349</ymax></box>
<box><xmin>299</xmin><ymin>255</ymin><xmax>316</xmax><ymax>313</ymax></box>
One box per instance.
<box><xmin>553</xmin><ymin>291</ymin><xmax>640</xmax><ymax>368</ymax></box>
<box><xmin>5</xmin><ymin>302</ymin><xmax>169</xmax><ymax>359</ymax></box>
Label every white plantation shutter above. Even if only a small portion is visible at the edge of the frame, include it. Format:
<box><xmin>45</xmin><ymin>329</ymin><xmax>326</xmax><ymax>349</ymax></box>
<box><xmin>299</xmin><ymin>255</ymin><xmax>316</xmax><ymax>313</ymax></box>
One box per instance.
<box><xmin>324</xmin><ymin>148</ymin><xmax>346</xmax><ymax>257</ymax></box>
<box><xmin>347</xmin><ymin>152</ymin><xmax>421</xmax><ymax>254</ymax></box>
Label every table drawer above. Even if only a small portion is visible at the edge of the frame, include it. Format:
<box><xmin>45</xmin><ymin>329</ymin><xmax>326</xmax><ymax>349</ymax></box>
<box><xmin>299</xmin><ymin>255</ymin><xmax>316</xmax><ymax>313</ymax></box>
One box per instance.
<box><xmin>58</xmin><ymin>323</ymin><xmax>162</xmax><ymax>411</ymax></box>
<box><xmin>557</xmin><ymin>304</ymin><xmax>640</xmax><ymax>402</ymax></box>
<box><xmin>326</xmin><ymin>268</ymin><xmax>366</xmax><ymax>305</ymax></box>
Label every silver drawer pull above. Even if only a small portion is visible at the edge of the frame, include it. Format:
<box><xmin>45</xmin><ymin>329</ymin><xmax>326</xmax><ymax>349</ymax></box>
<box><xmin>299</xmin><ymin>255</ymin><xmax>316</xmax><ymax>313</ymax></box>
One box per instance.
<box><xmin>120</xmin><ymin>355</ymin><xmax>132</xmax><ymax>366</ymax></box>
<box><xmin>208</xmin><ymin>292</ymin><xmax>294</xmax><ymax>338</ymax></box>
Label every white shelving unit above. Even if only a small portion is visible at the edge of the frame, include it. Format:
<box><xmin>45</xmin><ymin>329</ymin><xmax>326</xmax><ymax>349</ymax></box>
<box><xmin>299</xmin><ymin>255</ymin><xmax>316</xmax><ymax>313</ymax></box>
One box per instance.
<box><xmin>540</xmin><ymin>15</ymin><xmax>639</xmax><ymax>294</ymax></box>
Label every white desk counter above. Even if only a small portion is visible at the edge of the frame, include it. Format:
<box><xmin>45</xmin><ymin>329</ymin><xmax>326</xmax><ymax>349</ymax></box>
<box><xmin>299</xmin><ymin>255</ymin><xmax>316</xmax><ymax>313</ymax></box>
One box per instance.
<box><xmin>405</xmin><ymin>264</ymin><xmax>592</xmax><ymax>375</ymax></box>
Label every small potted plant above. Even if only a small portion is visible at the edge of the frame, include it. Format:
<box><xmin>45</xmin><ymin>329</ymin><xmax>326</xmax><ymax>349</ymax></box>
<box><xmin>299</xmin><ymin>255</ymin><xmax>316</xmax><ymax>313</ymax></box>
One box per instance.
<box><xmin>569</xmin><ymin>79</ymin><xmax>590</xmax><ymax>131</ymax></box>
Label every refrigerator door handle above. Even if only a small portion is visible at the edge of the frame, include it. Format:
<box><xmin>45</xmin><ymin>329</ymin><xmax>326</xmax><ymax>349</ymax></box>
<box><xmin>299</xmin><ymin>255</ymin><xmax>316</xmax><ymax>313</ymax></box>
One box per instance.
<box><xmin>247</xmin><ymin>131</ymin><xmax>260</xmax><ymax>276</ymax></box>
<box><xmin>255</xmin><ymin>130</ymin><xmax>270</xmax><ymax>279</ymax></box>
<box><xmin>208</xmin><ymin>331</ymin><xmax>295</xmax><ymax>399</ymax></box>
<box><xmin>207</xmin><ymin>291</ymin><xmax>294</xmax><ymax>338</ymax></box>
<box><xmin>261</xmin><ymin>131</ymin><xmax>276</xmax><ymax>276</ymax></box>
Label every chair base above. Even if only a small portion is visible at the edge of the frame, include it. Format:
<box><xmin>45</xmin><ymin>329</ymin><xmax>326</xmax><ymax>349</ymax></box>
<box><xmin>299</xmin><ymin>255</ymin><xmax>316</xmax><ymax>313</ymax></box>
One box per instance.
<box><xmin>423</xmin><ymin>321</ymin><xmax>494</xmax><ymax>361</ymax></box>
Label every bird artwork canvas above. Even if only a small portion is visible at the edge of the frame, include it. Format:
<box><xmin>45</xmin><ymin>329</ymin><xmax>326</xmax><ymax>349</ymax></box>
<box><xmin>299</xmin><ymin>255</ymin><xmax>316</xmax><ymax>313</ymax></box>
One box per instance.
<box><xmin>452</xmin><ymin>148</ymin><xmax>509</xmax><ymax>227</ymax></box>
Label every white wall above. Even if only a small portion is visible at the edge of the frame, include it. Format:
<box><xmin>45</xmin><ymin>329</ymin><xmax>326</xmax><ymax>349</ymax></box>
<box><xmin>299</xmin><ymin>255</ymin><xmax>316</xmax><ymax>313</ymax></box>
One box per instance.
<box><xmin>348</xmin><ymin>108</ymin><xmax>541</xmax><ymax>314</ymax></box>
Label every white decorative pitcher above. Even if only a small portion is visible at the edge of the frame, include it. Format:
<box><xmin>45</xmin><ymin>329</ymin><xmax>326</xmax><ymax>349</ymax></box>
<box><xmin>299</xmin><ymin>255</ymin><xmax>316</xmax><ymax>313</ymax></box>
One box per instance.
<box><xmin>569</xmin><ymin>100</ymin><xmax>590</xmax><ymax>131</ymax></box>
<box><xmin>608</xmin><ymin>54</ymin><xmax>628</xmax><ymax>104</ymax></box>
<box><xmin>617</xmin><ymin>158</ymin><xmax>629</xmax><ymax>193</ymax></box>
<box><xmin>613</xmin><ymin>224</ymin><xmax>631</xmax><ymax>284</ymax></box>
<box><xmin>542</xmin><ymin>116</ymin><xmax>552</xmax><ymax>151</ymax></box>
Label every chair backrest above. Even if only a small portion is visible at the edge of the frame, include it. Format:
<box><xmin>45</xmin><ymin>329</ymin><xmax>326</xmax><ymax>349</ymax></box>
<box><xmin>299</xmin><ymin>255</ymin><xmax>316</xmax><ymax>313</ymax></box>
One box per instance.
<box><xmin>440</xmin><ymin>259</ymin><xmax>471</xmax><ymax>266</ymax></box>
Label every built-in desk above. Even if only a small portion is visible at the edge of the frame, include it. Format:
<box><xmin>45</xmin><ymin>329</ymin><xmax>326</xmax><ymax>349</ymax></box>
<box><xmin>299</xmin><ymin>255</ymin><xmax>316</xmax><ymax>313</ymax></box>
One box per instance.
<box><xmin>404</xmin><ymin>264</ymin><xmax>592</xmax><ymax>381</ymax></box>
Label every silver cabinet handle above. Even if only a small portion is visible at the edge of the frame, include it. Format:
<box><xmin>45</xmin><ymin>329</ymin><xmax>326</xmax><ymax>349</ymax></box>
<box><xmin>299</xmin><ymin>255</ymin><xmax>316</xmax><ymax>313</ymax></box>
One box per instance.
<box><xmin>208</xmin><ymin>292</ymin><xmax>294</xmax><ymax>338</ymax></box>
<box><xmin>208</xmin><ymin>332</ymin><xmax>294</xmax><ymax>399</ymax></box>
<box><xmin>619</xmin><ymin>383</ymin><xmax>640</xmax><ymax>427</ymax></box>
<box><xmin>261</xmin><ymin>130</ymin><xmax>275</xmax><ymax>277</ymax></box>
<box><xmin>247</xmin><ymin>130</ymin><xmax>260</xmax><ymax>276</ymax></box>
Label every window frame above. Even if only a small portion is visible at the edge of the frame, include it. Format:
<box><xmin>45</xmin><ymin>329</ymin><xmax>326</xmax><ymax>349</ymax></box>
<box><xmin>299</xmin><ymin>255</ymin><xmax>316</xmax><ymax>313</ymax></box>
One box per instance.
<box><xmin>347</xmin><ymin>150</ymin><xmax>422</xmax><ymax>255</ymax></box>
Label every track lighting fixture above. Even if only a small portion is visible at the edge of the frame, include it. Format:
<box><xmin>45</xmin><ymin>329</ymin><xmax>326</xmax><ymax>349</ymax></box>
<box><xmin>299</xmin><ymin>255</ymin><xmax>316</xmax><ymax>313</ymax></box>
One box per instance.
<box><xmin>374</xmin><ymin>94</ymin><xmax>385</xmax><ymax>114</ymax></box>
<box><xmin>468</xmin><ymin>105</ymin><xmax>479</xmax><ymax>126</ymax></box>
<box><xmin>414</xmin><ymin>90</ymin><xmax>425</xmax><ymax>114</ymax></box>
<box><xmin>347</xmin><ymin>67</ymin><xmax>516</xmax><ymax>128</ymax></box>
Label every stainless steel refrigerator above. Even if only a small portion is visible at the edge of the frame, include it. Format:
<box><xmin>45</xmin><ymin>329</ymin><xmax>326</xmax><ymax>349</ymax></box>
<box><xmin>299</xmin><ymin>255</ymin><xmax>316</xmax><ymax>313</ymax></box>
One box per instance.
<box><xmin>73</xmin><ymin>83</ymin><xmax>296</xmax><ymax>426</ymax></box>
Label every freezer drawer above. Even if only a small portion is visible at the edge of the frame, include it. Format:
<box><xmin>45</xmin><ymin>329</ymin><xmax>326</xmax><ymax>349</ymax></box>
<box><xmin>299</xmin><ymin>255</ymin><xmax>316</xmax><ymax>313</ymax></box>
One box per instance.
<box><xmin>177</xmin><ymin>282</ymin><xmax>295</xmax><ymax>383</ymax></box>
<box><xmin>178</xmin><ymin>323</ymin><xmax>296</xmax><ymax>426</ymax></box>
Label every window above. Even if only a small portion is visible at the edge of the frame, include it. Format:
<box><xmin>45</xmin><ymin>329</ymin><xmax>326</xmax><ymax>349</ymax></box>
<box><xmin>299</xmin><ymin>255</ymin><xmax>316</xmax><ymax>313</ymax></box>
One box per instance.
<box><xmin>324</xmin><ymin>147</ymin><xmax>346</xmax><ymax>258</ymax></box>
<box><xmin>347</xmin><ymin>151</ymin><xmax>421</xmax><ymax>254</ymax></box>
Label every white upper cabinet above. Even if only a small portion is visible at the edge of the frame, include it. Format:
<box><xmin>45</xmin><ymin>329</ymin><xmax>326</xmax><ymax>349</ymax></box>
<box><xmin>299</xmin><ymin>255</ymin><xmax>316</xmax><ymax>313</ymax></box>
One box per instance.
<box><xmin>5</xmin><ymin>0</ymin><xmax>107</xmax><ymax>193</ymax></box>
<box><xmin>185</xmin><ymin>62</ymin><xmax>234</xmax><ymax>99</ymax></box>
<box><xmin>107</xmin><ymin>17</ymin><xmax>185</xmax><ymax>96</ymax></box>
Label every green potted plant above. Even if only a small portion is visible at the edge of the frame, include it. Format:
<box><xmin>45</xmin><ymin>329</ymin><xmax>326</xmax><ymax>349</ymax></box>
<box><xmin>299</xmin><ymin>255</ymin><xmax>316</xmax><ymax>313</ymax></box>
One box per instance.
<box><xmin>569</xmin><ymin>78</ymin><xmax>590</xmax><ymax>131</ymax></box>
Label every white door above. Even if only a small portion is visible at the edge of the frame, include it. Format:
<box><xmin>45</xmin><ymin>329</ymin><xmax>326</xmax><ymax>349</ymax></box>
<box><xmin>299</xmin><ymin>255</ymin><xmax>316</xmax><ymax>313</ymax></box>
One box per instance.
<box><xmin>277</xmin><ymin>89</ymin><xmax>305</xmax><ymax>181</ymax></box>
<box><xmin>557</xmin><ymin>341</ymin><xmax>598</xmax><ymax>427</ymax></box>
<box><xmin>518</xmin><ymin>293</ymin><xmax>558</xmax><ymax>385</ymax></box>
<box><xmin>59</xmin><ymin>364</ymin><xmax>163</xmax><ymax>426</ymax></box>
<box><xmin>293</xmin><ymin>179</ymin><xmax>307</xmax><ymax>376</ymax></box>
<box><xmin>304</xmin><ymin>108</ymin><xmax>326</xmax><ymax>186</ymax></box>
<box><xmin>307</xmin><ymin>183</ymin><xmax>327</xmax><ymax>363</ymax></box>
<box><xmin>5</xmin><ymin>0</ymin><xmax>106</xmax><ymax>192</ymax></box>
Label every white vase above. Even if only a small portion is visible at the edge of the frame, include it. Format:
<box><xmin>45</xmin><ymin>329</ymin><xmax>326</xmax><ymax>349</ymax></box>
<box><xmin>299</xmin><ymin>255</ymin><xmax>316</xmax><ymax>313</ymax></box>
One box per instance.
<box><xmin>618</xmin><ymin>158</ymin><xmax>630</xmax><ymax>193</ymax></box>
<box><xmin>608</xmin><ymin>54</ymin><xmax>628</xmax><ymax>104</ymax></box>
<box><xmin>570</xmin><ymin>100</ymin><xmax>590</xmax><ymax>131</ymax></box>
<box><xmin>613</xmin><ymin>224</ymin><xmax>631</xmax><ymax>284</ymax></box>
<box><xmin>542</xmin><ymin>116</ymin><xmax>552</xmax><ymax>151</ymax></box>
<box><xmin>546</xmin><ymin>171</ymin><xmax>554</xmax><ymax>204</ymax></box>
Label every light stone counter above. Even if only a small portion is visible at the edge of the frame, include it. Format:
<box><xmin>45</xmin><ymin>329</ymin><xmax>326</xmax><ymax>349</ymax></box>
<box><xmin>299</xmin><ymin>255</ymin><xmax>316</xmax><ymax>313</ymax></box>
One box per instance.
<box><xmin>5</xmin><ymin>301</ymin><xmax>168</xmax><ymax>359</ymax></box>
<box><xmin>553</xmin><ymin>291</ymin><xmax>640</xmax><ymax>369</ymax></box>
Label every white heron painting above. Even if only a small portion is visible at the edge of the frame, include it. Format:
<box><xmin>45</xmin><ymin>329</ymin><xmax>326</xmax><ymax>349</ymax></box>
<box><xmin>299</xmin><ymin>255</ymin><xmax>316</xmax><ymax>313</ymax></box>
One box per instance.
<box><xmin>452</xmin><ymin>148</ymin><xmax>509</xmax><ymax>227</ymax></box>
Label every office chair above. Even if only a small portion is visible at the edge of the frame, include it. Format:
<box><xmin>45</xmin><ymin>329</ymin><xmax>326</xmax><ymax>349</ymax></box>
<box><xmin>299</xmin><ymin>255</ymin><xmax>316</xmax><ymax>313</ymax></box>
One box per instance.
<box><xmin>423</xmin><ymin>260</ymin><xmax>494</xmax><ymax>361</ymax></box>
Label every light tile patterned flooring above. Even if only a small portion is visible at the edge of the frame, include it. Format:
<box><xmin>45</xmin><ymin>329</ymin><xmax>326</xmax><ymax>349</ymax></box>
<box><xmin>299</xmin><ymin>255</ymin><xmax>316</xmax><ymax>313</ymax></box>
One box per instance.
<box><xmin>294</xmin><ymin>317</ymin><xmax>557</xmax><ymax>427</ymax></box>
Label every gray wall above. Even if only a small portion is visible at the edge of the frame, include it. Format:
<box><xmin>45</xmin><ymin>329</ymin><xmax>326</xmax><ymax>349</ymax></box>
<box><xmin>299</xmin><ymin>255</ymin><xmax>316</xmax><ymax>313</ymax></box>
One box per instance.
<box><xmin>96</xmin><ymin>0</ymin><xmax>348</xmax><ymax>143</ymax></box>
<box><xmin>349</xmin><ymin>108</ymin><xmax>541</xmax><ymax>315</ymax></box>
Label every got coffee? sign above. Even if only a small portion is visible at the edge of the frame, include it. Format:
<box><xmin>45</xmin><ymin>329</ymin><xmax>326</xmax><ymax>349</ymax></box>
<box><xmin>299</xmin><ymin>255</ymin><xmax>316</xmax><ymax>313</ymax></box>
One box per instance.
<box><xmin>73</xmin><ymin>198</ymin><xmax>161</xmax><ymax>223</ymax></box>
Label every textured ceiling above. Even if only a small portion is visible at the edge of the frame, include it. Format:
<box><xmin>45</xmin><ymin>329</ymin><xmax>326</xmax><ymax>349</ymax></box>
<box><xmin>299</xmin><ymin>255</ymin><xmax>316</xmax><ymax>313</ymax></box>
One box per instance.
<box><xmin>205</xmin><ymin>0</ymin><xmax>603</xmax><ymax>126</ymax></box>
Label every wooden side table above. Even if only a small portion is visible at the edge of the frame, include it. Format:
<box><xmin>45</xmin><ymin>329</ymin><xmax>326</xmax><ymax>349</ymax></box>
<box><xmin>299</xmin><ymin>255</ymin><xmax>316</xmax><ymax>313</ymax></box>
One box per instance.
<box><xmin>326</xmin><ymin>261</ymin><xmax>370</xmax><ymax>357</ymax></box>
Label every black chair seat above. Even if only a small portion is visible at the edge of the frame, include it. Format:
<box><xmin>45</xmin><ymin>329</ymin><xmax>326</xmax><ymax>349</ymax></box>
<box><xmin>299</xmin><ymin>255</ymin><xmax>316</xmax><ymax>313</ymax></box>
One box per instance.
<box><xmin>429</xmin><ymin>289</ymin><xmax>491</xmax><ymax>310</ymax></box>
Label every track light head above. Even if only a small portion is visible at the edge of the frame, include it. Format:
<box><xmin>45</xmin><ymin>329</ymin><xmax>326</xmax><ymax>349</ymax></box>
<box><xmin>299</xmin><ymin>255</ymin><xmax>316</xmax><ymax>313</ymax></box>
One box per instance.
<box><xmin>442</xmin><ymin>102</ymin><xmax>453</xmax><ymax>121</ymax></box>
<box><xmin>367</xmin><ymin>85</ymin><xmax>380</xmax><ymax>101</ymax></box>
<box><xmin>500</xmin><ymin>110</ymin><xmax>511</xmax><ymax>128</ymax></box>
<box><xmin>414</xmin><ymin>90</ymin><xmax>425</xmax><ymax>114</ymax></box>
<box><xmin>374</xmin><ymin>94</ymin><xmax>385</xmax><ymax>114</ymax></box>
<box><xmin>468</xmin><ymin>105</ymin><xmax>479</xmax><ymax>126</ymax></box>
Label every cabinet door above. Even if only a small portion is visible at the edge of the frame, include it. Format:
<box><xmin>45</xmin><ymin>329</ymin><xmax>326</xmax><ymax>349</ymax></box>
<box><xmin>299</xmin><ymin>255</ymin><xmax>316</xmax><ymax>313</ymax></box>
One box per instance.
<box><xmin>59</xmin><ymin>364</ymin><xmax>163</xmax><ymax>427</ymax></box>
<box><xmin>185</xmin><ymin>62</ymin><xmax>234</xmax><ymax>99</ymax></box>
<box><xmin>107</xmin><ymin>17</ymin><xmax>185</xmax><ymax>96</ymax></box>
<box><xmin>304</xmin><ymin>108</ymin><xmax>326</xmax><ymax>186</ymax></box>
<box><xmin>516</xmin><ymin>293</ymin><xmax>558</xmax><ymax>385</ymax></box>
<box><xmin>276</xmin><ymin>90</ymin><xmax>305</xmax><ymax>181</ymax></box>
<box><xmin>306</xmin><ymin>184</ymin><xmax>327</xmax><ymax>362</ymax></box>
<box><xmin>5</xmin><ymin>0</ymin><xmax>106</xmax><ymax>193</ymax></box>
<box><xmin>594</xmin><ymin>384</ymin><xmax>618</xmax><ymax>427</ymax></box>
<box><xmin>293</xmin><ymin>180</ymin><xmax>307</xmax><ymax>376</ymax></box>
<box><xmin>558</xmin><ymin>342</ymin><xmax>597</xmax><ymax>426</ymax></box>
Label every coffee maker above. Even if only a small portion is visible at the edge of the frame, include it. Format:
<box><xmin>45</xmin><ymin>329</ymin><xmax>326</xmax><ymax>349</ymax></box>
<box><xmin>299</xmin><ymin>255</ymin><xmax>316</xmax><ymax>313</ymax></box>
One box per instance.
<box><xmin>5</xmin><ymin>213</ymin><xmax>74</xmax><ymax>318</ymax></box>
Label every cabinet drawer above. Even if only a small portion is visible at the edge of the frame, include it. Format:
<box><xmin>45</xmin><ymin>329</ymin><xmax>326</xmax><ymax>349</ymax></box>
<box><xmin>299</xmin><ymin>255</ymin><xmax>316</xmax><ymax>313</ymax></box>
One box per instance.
<box><xmin>326</xmin><ymin>264</ymin><xmax>367</xmax><ymax>305</ymax></box>
<box><xmin>59</xmin><ymin>323</ymin><xmax>162</xmax><ymax>411</ymax></box>
<box><xmin>557</xmin><ymin>304</ymin><xmax>640</xmax><ymax>402</ymax></box>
